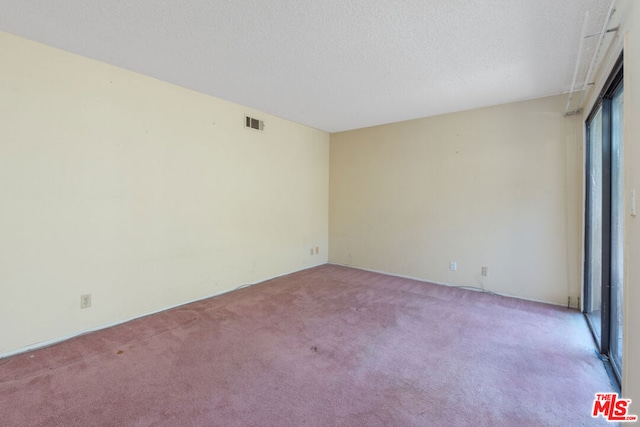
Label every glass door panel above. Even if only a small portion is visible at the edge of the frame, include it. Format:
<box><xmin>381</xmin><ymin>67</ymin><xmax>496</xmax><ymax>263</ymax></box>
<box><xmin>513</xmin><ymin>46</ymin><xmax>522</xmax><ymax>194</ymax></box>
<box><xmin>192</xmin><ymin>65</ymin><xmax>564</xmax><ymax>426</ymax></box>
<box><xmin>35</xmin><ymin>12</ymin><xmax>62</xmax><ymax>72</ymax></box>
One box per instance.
<box><xmin>585</xmin><ymin>106</ymin><xmax>603</xmax><ymax>349</ymax></box>
<box><xmin>610</xmin><ymin>84</ymin><xmax>624</xmax><ymax>377</ymax></box>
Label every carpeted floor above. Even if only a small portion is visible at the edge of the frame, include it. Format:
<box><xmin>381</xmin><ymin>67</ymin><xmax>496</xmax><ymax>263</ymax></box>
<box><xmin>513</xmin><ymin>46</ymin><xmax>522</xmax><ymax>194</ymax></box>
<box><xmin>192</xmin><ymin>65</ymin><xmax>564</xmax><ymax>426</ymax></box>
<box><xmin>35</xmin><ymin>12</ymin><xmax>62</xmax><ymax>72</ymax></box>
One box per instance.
<box><xmin>0</xmin><ymin>264</ymin><xmax>617</xmax><ymax>426</ymax></box>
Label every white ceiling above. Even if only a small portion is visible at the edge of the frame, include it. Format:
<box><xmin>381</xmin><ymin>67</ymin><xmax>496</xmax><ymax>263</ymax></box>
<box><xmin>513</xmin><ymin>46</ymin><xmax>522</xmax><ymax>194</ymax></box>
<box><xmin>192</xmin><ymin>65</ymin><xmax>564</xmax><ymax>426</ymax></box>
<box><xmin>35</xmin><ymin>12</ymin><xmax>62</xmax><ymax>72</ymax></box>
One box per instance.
<box><xmin>0</xmin><ymin>1</ymin><xmax>614</xmax><ymax>132</ymax></box>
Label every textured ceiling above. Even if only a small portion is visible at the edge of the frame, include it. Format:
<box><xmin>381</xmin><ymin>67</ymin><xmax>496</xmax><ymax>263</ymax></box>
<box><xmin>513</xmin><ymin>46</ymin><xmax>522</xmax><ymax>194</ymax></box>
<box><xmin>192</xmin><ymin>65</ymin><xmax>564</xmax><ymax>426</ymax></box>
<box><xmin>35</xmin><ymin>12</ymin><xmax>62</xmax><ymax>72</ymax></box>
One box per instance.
<box><xmin>0</xmin><ymin>0</ymin><xmax>614</xmax><ymax>132</ymax></box>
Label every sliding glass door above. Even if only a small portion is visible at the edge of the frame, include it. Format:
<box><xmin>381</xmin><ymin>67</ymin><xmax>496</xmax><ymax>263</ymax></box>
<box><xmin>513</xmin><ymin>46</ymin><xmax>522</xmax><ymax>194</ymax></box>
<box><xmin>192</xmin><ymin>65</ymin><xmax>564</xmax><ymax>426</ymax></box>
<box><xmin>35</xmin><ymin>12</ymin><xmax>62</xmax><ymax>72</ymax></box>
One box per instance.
<box><xmin>584</xmin><ymin>56</ymin><xmax>623</xmax><ymax>383</ymax></box>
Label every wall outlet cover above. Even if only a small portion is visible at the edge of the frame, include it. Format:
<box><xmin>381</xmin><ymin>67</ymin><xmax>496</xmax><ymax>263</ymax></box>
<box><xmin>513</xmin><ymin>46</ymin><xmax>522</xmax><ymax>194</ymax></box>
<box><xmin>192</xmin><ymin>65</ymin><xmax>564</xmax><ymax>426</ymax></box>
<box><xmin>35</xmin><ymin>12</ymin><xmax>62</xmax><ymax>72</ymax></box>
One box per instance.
<box><xmin>80</xmin><ymin>294</ymin><xmax>92</xmax><ymax>309</ymax></box>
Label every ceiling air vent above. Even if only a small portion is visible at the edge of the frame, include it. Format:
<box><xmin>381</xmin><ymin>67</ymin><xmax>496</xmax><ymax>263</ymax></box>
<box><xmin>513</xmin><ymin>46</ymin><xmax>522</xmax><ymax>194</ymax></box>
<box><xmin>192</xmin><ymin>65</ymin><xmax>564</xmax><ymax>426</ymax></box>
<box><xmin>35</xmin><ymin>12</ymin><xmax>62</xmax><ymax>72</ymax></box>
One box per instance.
<box><xmin>245</xmin><ymin>116</ymin><xmax>264</xmax><ymax>131</ymax></box>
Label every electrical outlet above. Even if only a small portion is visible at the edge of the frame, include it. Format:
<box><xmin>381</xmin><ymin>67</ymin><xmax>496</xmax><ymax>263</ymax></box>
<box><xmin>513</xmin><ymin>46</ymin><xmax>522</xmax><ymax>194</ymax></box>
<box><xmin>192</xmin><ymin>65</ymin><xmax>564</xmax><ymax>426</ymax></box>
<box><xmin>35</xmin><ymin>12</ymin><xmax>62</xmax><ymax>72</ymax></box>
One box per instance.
<box><xmin>482</xmin><ymin>266</ymin><xmax>488</xmax><ymax>277</ymax></box>
<box><xmin>315</xmin><ymin>246</ymin><xmax>319</xmax><ymax>254</ymax></box>
<box><xmin>80</xmin><ymin>294</ymin><xmax>92</xmax><ymax>309</ymax></box>
<box><xmin>449</xmin><ymin>261</ymin><xmax>457</xmax><ymax>271</ymax></box>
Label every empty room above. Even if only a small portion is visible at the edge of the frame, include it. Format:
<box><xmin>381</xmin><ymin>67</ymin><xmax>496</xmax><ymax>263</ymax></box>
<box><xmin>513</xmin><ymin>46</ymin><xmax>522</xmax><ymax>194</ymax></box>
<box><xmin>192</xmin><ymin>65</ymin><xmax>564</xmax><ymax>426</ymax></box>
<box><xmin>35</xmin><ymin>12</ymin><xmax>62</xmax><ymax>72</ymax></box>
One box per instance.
<box><xmin>1</xmin><ymin>0</ymin><xmax>639</xmax><ymax>425</ymax></box>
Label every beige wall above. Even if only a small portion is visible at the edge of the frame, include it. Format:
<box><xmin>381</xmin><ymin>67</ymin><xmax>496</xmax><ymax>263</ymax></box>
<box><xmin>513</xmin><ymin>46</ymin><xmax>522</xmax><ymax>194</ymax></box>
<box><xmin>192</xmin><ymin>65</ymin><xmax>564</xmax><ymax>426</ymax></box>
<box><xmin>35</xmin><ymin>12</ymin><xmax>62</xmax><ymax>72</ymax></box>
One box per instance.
<box><xmin>622</xmin><ymin>5</ymin><xmax>640</xmax><ymax>403</ymax></box>
<box><xmin>622</xmin><ymin>2</ymin><xmax>640</xmax><ymax>405</ymax></box>
<box><xmin>0</xmin><ymin>32</ymin><xmax>329</xmax><ymax>356</ymax></box>
<box><xmin>330</xmin><ymin>94</ymin><xmax>582</xmax><ymax>306</ymax></box>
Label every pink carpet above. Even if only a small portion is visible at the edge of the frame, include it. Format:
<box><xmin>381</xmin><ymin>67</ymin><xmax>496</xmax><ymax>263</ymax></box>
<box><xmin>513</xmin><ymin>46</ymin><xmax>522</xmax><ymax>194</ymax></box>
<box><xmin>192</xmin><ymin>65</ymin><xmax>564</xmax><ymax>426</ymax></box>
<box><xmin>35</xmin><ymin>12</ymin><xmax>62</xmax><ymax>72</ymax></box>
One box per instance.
<box><xmin>0</xmin><ymin>264</ymin><xmax>617</xmax><ymax>426</ymax></box>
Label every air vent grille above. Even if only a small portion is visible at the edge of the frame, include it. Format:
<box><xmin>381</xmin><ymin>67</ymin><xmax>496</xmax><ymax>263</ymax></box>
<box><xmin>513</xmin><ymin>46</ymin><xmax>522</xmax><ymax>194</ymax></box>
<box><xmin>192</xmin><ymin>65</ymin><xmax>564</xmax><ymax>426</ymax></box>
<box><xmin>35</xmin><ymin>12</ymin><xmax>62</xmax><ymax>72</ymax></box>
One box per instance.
<box><xmin>245</xmin><ymin>116</ymin><xmax>264</xmax><ymax>131</ymax></box>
